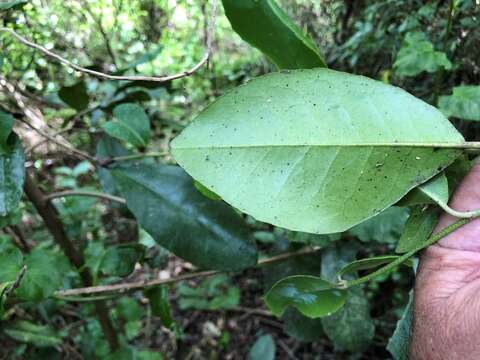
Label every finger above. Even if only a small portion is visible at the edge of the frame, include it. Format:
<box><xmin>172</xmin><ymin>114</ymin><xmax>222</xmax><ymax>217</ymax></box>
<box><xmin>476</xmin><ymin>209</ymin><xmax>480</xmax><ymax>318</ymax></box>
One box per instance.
<box><xmin>435</xmin><ymin>160</ymin><xmax>480</xmax><ymax>251</ymax></box>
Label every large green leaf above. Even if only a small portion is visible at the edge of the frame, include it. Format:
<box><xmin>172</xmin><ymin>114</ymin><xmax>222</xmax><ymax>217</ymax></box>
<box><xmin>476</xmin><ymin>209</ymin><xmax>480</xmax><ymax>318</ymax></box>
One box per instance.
<box><xmin>172</xmin><ymin>69</ymin><xmax>463</xmax><ymax>234</ymax></box>
<box><xmin>0</xmin><ymin>134</ymin><xmax>25</xmax><ymax>217</ymax></box>
<box><xmin>102</xmin><ymin>103</ymin><xmax>150</xmax><ymax>148</ymax></box>
<box><xmin>393</xmin><ymin>32</ymin><xmax>452</xmax><ymax>77</ymax></box>
<box><xmin>111</xmin><ymin>164</ymin><xmax>257</xmax><ymax>271</ymax></box>
<box><xmin>264</xmin><ymin>275</ymin><xmax>348</xmax><ymax>318</ymax></box>
<box><xmin>222</xmin><ymin>0</ymin><xmax>326</xmax><ymax>69</ymax></box>
<box><xmin>322</xmin><ymin>287</ymin><xmax>375</xmax><ymax>352</ymax></box>
<box><xmin>439</xmin><ymin>85</ymin><xmax>480</xmax><ymax>121</ymax></box>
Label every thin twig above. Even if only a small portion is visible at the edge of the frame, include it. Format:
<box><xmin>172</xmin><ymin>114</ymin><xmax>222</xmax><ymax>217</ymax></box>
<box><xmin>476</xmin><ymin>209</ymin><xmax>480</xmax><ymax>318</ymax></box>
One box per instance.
<box><xmin>17</xmin><ymin>117</ymin><xmax>97</xmax><ymax>163</ymax></box>
<box><xmin>97</xmin><ymin>151</ymin><xmax>170</xmax><ymax>166</ymax></box>
<box><xmin>0</xmin><ymin>76</ymin><xmax>97</xmax><ymax>163</ymax></box>
<box><xmin>0</xmin><ymin>0</ymin><xmax>217</xmax><ymax>82</ymax></box>
<box><xmin>25</xmin><ymin>126</ymin><xmax>74</xmax><ymax>154</ymax></box>
<box><xmin>45</xmin><ymin>190</ymin><xmax>126</xmax><ymax>204</ymax></box>
<box><xmin>55</xmin><ymin>246</ymin><xmax>321</xmax><ymax>297</ymax></box>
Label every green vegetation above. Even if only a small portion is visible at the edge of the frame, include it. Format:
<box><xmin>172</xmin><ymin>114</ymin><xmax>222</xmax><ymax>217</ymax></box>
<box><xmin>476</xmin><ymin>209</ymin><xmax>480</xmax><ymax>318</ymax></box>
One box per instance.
<box><xmin>1</xmin><ymin>0</ymin><xmax>479</xmax><ymax>358</ymax></box>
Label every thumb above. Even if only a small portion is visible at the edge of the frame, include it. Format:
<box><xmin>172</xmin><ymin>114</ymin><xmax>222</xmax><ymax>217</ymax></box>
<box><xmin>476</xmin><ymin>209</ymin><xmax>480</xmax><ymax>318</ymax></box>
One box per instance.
<box><xmin>434</xmin><ymin>160</ymin><xmax>480</xmax><ymax>251</ymax></box>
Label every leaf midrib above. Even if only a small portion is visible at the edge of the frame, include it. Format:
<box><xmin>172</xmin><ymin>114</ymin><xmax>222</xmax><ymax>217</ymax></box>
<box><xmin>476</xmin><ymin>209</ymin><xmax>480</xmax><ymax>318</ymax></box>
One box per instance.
<box><xmin>172</xmin><ymin>141</ymin><xmax>472</xmax><ymax>150</ymax></box>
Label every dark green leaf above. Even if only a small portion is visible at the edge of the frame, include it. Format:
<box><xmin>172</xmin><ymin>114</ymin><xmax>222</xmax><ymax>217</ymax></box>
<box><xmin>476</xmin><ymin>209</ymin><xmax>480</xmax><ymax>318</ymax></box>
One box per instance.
<box><xmin>393</xmin><ymin>32</ymin><xmax>452</xmax><ymax>77</ymax></box>
<box><xmin>145</xmin><ymin>286</ymin><xmax>174</xmax><ymax>329</ymax></box>
<box><xmin>0</xmin><ymin>0</ymin><xmax>27</xmax><ymax>11</ymax></box>
<box><xmin>321</xmin><ymin>287</ymin><xmax>375</xmax><ymax>352</ymax></box>
<box><xmin>0</xmin><ymin>110</ymin><xmax>15</xmax><ymax>154</ymax></box>
<box><xmin>116</xmin><ymin>298</ymin><xmax>143</xmax><ymax>322</ymax></box>
<box><xmin>264</xmin><ymin>275</ymin><xmax>347</xmax><ymax>318</ymax></box>
<box><xmin>100</xmin><ymin>244</ymin><xmax>143</xmax><ymax>277</ymax></box>
<box><xmin>172</xmin><ymin>69</ymin><xmax>463</xmax><ymax>234</ymax></box>
<box><xmin>387</xmin><ymin>292</ymin><xmax>413</xmax><ymax>360</ymax></box>
<box><xmin>282</xmin><ymin>308</ymin><xmax>324</xmax><ymax>342</ymax></box>
<box><xmin>396</xmin><ymin>206</ymin><xmax>438</xmax><ymax>253</ymax></box>
<box><xmin>58</xmin><ymin>81</ymin><xmax>89</xmax><ymax>111</ymax></box>
<box><xmin>111</xmin><ymin>164</ymin><xmax>257</xmax><ymax>271</ymax></box>
<box><xmin>0</xmin><ymin>134</ymin><xmax>25</xmax><ymax>217</ymax></box>
<box><xmin>4</xmin><ymin>321</ymin><xmax>63</xmax><ymax>348</ymax></box>
<box><xmin>96</xmin><ymin>135</ymin><xmax>131</xmax><ymax>197</ymax></box>
<box><xmin>222</xmin><ymin>0</ymin><xmax>326</xmax><ymax>69</ymax></box>
<box><xmin>102</xmin><ymin>103</ymin><xmax>150</xmax><ymax>148</ymax></box>
<box><xmin>248</xmin><ymin>334</ymin><xmax>276</xmax><ymax>360</ymax></box>
<box><xmin>439</xmin><ymin>85</ymin><xmax>480</xmax><ymax>121</ymax></box>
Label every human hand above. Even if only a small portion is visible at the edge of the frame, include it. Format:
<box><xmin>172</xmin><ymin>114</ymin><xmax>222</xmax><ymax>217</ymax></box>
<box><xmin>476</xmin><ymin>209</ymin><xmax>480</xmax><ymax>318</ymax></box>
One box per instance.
<box><xmin>411</xmin><ymin>161</ymin><xmax>480</xmax><ymax>359</ymax></box>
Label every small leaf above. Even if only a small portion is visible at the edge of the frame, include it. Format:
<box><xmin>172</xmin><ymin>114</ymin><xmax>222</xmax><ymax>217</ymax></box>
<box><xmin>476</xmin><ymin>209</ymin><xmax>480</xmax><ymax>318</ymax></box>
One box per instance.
<box><xmin>0</xmin><ymin>110</ymin><xmax>15</xmax><ymax>154</ymax></box>
<box><xmin>100</xmin><ymin>244</ymin><xmax>144</xmax><ymax>277</ymax></box>
<box><xmin>393</xmin><ymin>32</ymin><xmax>452</xmax><ymax>77</ymax></box>
<box><xmin>264</xmin><ymin>275</ymin><xmax>347</xmax><ymax>318</ymax></box>
<box><xmin>102</xmin><ymin>103</ymin><xmax>150</xmax><ymax>148</ymax></box>
<box><xmin>387</xmin><ymin>292</ymin><xmax>413</xmax><ymax>360</ymax></box>
<box><xmin>248</xmin><ymin>334</ymin><xmax>276</xmax><ymax>360</ymax></box>
<box><xmin>222</xmin><ymin>0</ymin><xmax>326</xmax><ymax>69</ymax></box>
<box><xmin>16</xmin><ymin>248</ymin><xmax>70</xmax><ymax>302</ymax></box>
<box><xmin>0</xmin><ymin>134</ymin><xmax>25</xmax><ymax>217</ymax></box>
<box><xmin>4</xmin><ymin>321</ymin><xmax>64</xmax><ymax>348</ymax></box>
<box><xmin>439</xmin><ymin>85</ymin><xmax>480</xmax><ymax>121</ymax></box>
<box><xmin>172</xmin><ymin>69</ymin><xmax>463</xmax><ymax>234</ymax></box>
<box><xmin>58</xmin><ymin>81</ymin><xmax>89</xmax><ymax>111</ymax></box>
<box><xmin>321</xmin><ymin>287</ymin><xmax>375</xmax><ymax>352</ymax></box>
<box><xmin>116</xmin><ymin>298</ymin><xmax>143</xmax><ymax>322</ymax></box>
<box><xmin>339</xmin><ymin>255</ymin><xmax>414</xmax><ymax>278</ymax></box>
<box><xmin>396</xmin><ymin>206</ymin><xmax>438</xmax><ymax>253</ymax></box>
<box><xmin>418</xmin><ymin>173</ymin><xmax>449</xmax><ymax>205</ymax></box>
<box><xmin>194</xmin><ymin>180</ymin><xmax>221</xmax><ymax>201</ymax></box>
<box><xmin>96</xmin><ymin>135</ymin><xmax>131</xmax><ymax>197</ymax></box>
<box><xmin>111</xmin><ymin>164</ymin><xmax>257</xmax><ymax>271</ymax></box>
<box><xmin>145</xmin><ymin>286</ymin><xmax>174</xmax><ymax>329</ymax></box>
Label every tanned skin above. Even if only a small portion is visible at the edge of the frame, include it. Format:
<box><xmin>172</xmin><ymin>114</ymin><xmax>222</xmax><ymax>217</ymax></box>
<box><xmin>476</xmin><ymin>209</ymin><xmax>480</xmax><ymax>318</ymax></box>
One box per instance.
<box><xmin>411</xmin><ymin>161</ymin><xmax>480</xmax><ymax>359</ymax></box>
